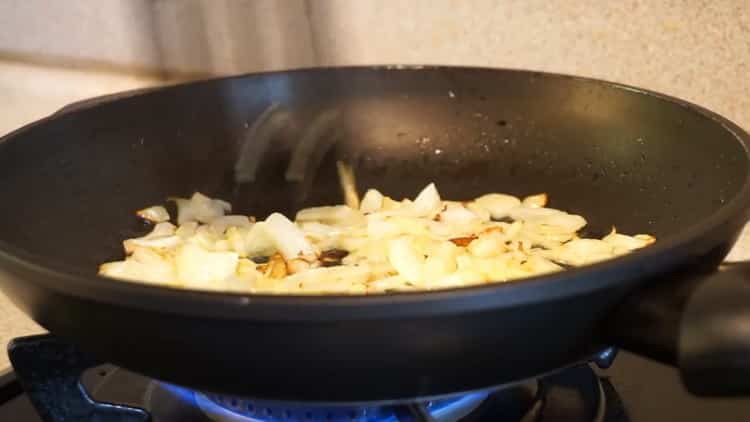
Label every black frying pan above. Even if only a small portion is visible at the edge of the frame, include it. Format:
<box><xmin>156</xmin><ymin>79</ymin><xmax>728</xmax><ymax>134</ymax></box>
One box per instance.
<box><xmin>1</xmin><ymin>67</ymin><xmax>750</xmax><ymax>403</ymax></box>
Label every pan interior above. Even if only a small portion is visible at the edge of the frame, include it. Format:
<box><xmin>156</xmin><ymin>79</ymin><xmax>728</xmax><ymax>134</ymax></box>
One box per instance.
<box><xmin>0</xmin><ymin>68</ymin><xmax>746</xmax><ymax>274</ymax></box>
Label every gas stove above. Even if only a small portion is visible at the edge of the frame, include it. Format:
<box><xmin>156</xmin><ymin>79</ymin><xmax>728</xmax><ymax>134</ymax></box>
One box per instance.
<box><xmin>2</xmin><ymin>335</ymin><xmax>750</xmax><ymax>422</ymax></box>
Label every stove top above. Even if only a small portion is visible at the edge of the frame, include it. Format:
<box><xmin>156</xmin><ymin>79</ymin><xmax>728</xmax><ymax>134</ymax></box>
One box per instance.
<box><xmin>2</xmin><ymin>336</ymin><xmax>750</xmax><ymax>422</ymax></box>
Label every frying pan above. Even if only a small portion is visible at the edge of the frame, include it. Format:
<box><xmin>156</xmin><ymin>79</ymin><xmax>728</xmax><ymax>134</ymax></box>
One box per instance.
<box><xmin>1</xmin><ymin>66</ymin><xmax>750</xmax><ymax>403</ymax></box>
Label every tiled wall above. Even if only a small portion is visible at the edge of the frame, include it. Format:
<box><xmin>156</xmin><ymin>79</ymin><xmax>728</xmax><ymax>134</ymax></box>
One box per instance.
<box><xmin>1</xmin><ymin>0</ymin><xmax>749</xmax><ymax>133</ymax></box>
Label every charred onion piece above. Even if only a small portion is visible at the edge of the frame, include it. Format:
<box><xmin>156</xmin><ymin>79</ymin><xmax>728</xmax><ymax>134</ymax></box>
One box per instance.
<box><xmin>320</xmin><ymin>249</ymin><xmax>349</xmax><ymax>267</ymax></box>
<box><xmin>449</xmin><ymin>236</ymin><xmax>477</xmax><ymax>247</ymax></box>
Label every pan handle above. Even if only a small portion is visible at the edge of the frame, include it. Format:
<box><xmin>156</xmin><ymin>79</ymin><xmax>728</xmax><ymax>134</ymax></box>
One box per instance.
<box><xmin>604</xmin><ymin>262</ymin><xmax>750</xmax><ymax>396</ymax></box>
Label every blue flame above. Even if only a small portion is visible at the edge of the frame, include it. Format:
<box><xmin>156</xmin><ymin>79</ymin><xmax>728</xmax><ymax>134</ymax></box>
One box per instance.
<box><xmin>158</xmin><ymin>382</ymin><xmax>199</xmax><ymax>405</ymax></box>
<box><xmin>157</xmin><ymin>382</ymin><xmax>488</xmax><ymax>422</ymax></box>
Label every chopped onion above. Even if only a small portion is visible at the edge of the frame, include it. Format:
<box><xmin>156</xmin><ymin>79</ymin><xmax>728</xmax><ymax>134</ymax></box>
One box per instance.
<box><xmin>175</xmin><ymin>243</ymin><xmax>238</xmax><ymax>286</ymax></box>
<box><xmin>360</xmin><ymin>189</ymin><xmax>384</xmax><ymax>213</ymax></box>
<box><xmin>603</xmin><ymin>229</ymin><xmax>655</xmax><ymax>253</ymax></box>
<box><xmin>209</xmin><ymin>215</ymin><xmax>254</xmax><ymax>233</ymax></box>
<box><xmin>522</xmin><ymin>193</ymin><xmax>548</xmax><ymax>208</ymax></box>
<box><xmin>509</xmin><ymin>207</ymin><xmax>586</xmax><ymax>232</ymax></box>
<box><xmin>171</xmin><ymin>192</ymin><xmax>231</xmax><ymax>224</ymax></box>
<box><xmin>225</xmin><ymin>226</ymin><xmax>251</xmax><ymax>257</ymax></box>
<box><xmin>264</xmin><ymin>213</ymin><xmax>317</xmax><ymax>261</ymax></box>
<box><xmin>367</xmin><ymin>275</ymin><xmax>412</xmax><ymax>293</ymax></box>
<box><xmin>413</xmin><ymin>183</ymin><xmax>442</xmax><ymax>217</ymax></box>
<box><xmin>123</xmin><ymin>222</ymin><xmax>177</xmax><ymax>254</ymax></box>
<box><xmin>243</xmin><ymin>222</ymin><xmax>277</xmax><ymax>258</ymax></box>
<box><xmin>465</xmin><ymin>202</ymin><xmax>491</xmax><ymax>222</ymax></box>
<box><xmin>544</xmin><ymin>239</ymin><xmax>614</xmax><ymax>266</ymax></box>
<box><xmin>100</xmin><ymin>186</ymin><xmax>654</xmax><ymax>295</ymax></box>
<box><xmin>387</xmin><ymin>237</ymin><xmax>425</xmax><ymax>283</ymax></box>
<box><xmin>474</xmin><ymin>193</ymin><xmax>521</xmax><ymax>219</ymax></box>
<box><xmin>99</xmin><ymin>247</ymin><xmax>175</xmax><ymax>285</ymax></box>
<box><xmin>296</xmin><ymin>206</ymin><xmax>365</xmax><ymax>227</ymax></box>
<box><xmin>277</xmin><ymin>265</ymin><xmax>370</xmax><ymax>294</ymax></box>
<box><xmin>438</xmin><ymin>203</ymin><xmax>481</xmax><ymax>224</ymax></box>
<box><xmin>136</xmin><ymin>205</ymin><xmax>170</xmax><ymax>223</ymax></box>
<box><xmin>175</xmin><ymin>221</ymin><xmax>198</xmax><ymax>238</ymax></box>
<box><xmin>124</xmin><ymin>235</ymin><xmax>181</xmax><ymax>253</ymax></box>
<box><xmin>467</xmin><ymin>232</ymin><xmax>505</xmax><ymax>258</ymax></box>
<box><xmin>521</xmin><ymin>256</ymin><xmax>563</xmax><ymax>275</ymax></box>
<box><xmin>336</xmin><ymin>161</ymin><xmax>360</xmax><ymax>210</ymax></box>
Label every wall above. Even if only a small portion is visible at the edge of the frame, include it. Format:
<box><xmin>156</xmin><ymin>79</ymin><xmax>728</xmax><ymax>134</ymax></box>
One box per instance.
<box><xmin>0</xmin><ymin>1</ymin><xmax>748</xmax><ymax>132</ymax></box>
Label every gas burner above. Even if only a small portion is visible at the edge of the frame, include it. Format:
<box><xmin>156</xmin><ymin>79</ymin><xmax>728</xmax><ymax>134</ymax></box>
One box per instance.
<box><xmin>146</xmin><ymin>366</ymin><xmax>614</xmax><ymax>422</ymax></box>
<box><xmin>7</xmin><ymin>335</ymin><xmax>623</xmax><ymax>422</ymax></box>
<box><xmin>96</xmin><ymin>366</ymin><xmax>616</xmax><ymax>422</ymax></box>
<box><xmin>192</xmin><ymin>390</ymin><xmax>487</xmax><ymax>422</ymax></box>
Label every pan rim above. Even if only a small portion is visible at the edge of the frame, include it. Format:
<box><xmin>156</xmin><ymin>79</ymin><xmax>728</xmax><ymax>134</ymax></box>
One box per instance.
<box><xmin>0</xmin><ymin>65</ymin><xmax>749</xmax><ymax>321</ymax></box>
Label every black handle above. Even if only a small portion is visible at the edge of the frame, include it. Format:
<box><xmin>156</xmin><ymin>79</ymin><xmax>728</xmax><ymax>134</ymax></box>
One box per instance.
<box><xmin>605</xmin><ymin>262</ymin><xmax>750</xmax><ymax>396</ymax></box>
<box><xmin>8</xmin><ymin>335</ymin><xmax>150</xmax><ymax>422</ymax></box>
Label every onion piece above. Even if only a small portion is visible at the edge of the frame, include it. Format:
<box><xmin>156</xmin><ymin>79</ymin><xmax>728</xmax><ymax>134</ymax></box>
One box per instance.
<box><xmin>360</xmin><ymin>189</ymin><xmax>384</xmax><ymax>213</ymax></box>
<box><xmin>124</xmin><ymin>235</ymin><xmax>181</xmax><ymax>253</ymax></box>
<box><xmin>603</xmin><ymin>229</ymin><xmax>656</xmax><ymax>253</ymax></box>
<box><xmin>123</xmin><ymin>222</ymin><xmax>178</xmax><ymax>254</ymax></box>
<box><xmin>522</xmin><ymin>193</ymin><xmax>548</xmax><ymax>208</ymax></box>
<box><xmin>136</xmin><ymin>205</ymin><xmax>170</xmax><ymax>223</ymax></box>
<box><xmin>175</xmin><ymin>221</ymin><xmax>199</xmax><ymax>238</ymax></box>
<box><xmin>336</xmin><ymin>161</ymin><xmax>360</xmax><ymax>210</ymax></box>
<box><xmin>209</xmin><ymin>215</ymin><xmax>254</xmax><ymax>233</ymax></box>
<box><xmin>387</xmin><ymin>237</ymin><xmax>425</xmax><ymax>283</ymax></box>
<box><xmin>521</xmin><ymin>256</ymin><xmax>563</xmax><ymax>275</ymax></box>
<box><xmin>474</xmin><ymin>193</ymin><xmax>521</xmax><ymax>219</ymax></box>
<box><xmin>99</xmin><ymin>247</ymin><xmax>176</xmax><ymax>285</ymax></box>
<box><xmin>413</xmin><ymin>183</ymin><xmax>442</xmax><ymax>217</ymax></box>
<box><xmin>432</xmin><ymin>269</ymin><xmax>486</xmax><ymax>288</ymax></box>
<box><xmin>509</xmin><ymin>207</ymin><xmax>586</xmax><ymax>233</ymax></box>
<box><xmin>465</xmin><ymin>202</ymin><xmax>491</xmax><ymax>222</ymax></box>
<box><xmin>264</xmin><ymin>213</ymin><xmax>317</xmax><ymax>261</ymax></box>
<box><xmin>171</xmin><ymin>192</ymin><xmax>231</xmax><ymax>224</ymax></box>
<box><xmin>175</xmin><ymin>243</ymin><xmax>238</xmax><ymax>286</ymax></box>
<box><xmin>423</xmin><ymin>257</ymin><xmax>455</xmax><ymax>280</ymax></box>
<box><xmin>277</xmin><ymin>265</ymin><xmax>371</xmax><ymax>294</ymax></box>
<box><xmin>225</xmin><ymin>226</ymin><xmax>251</xmax><ymax>257</ymax></box>
<box><xmin>544</xmin><ymin>239</ymin><xmax>614</xmax><ymax>266</ymax></box>
<box><xmin>296</xmin><ymin>206</ymin><xmax>365</xmax><ymax>227</ymax></box>
<box><xmin>438</xmin><ymin>203</ymin><xmax>480</xmax><ymax>224</ymax></box>
<box><xmin>367</xmin><ymin>275</ymin><xmax>414</xmax><ymax>293</ymax></box>
<box><xmin>243</xmin><ymin>222</ymin><xmax>277</xmax><ymax>258</ymax></box>
<box><xmin>187</xmin><ymin>225</ymin><xmax>224</xmax><ymax>251</ymax></box>
<box><xmin>300</xmin><ymin>222</ymin><xmax>344</xmax><ymax>239</ymax></box>
<box><xmin>467</xmin><ymin>232</ymin><xmax>505</xmax><ymax>257</ymax></box>
<box><xmin>144</xmin><ymin>222</ymin><xmax>176</xmax><ymax>237</ymax></box>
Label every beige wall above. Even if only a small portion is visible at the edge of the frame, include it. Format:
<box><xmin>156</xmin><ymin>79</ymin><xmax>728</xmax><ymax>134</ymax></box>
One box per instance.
<box><xmin>0</xmin><ymin>1</ymin><xmax>159</xmax><ymax>70</ymax></box>
<box><xmin>0</xmin><ymin>1</ymin><xmax>748</xmax><ymax>129</ymax></box>
<box><xmin>0</xmin><ymin>0</ymin><xmax>315</xmax><ymax>75</ymax></box>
